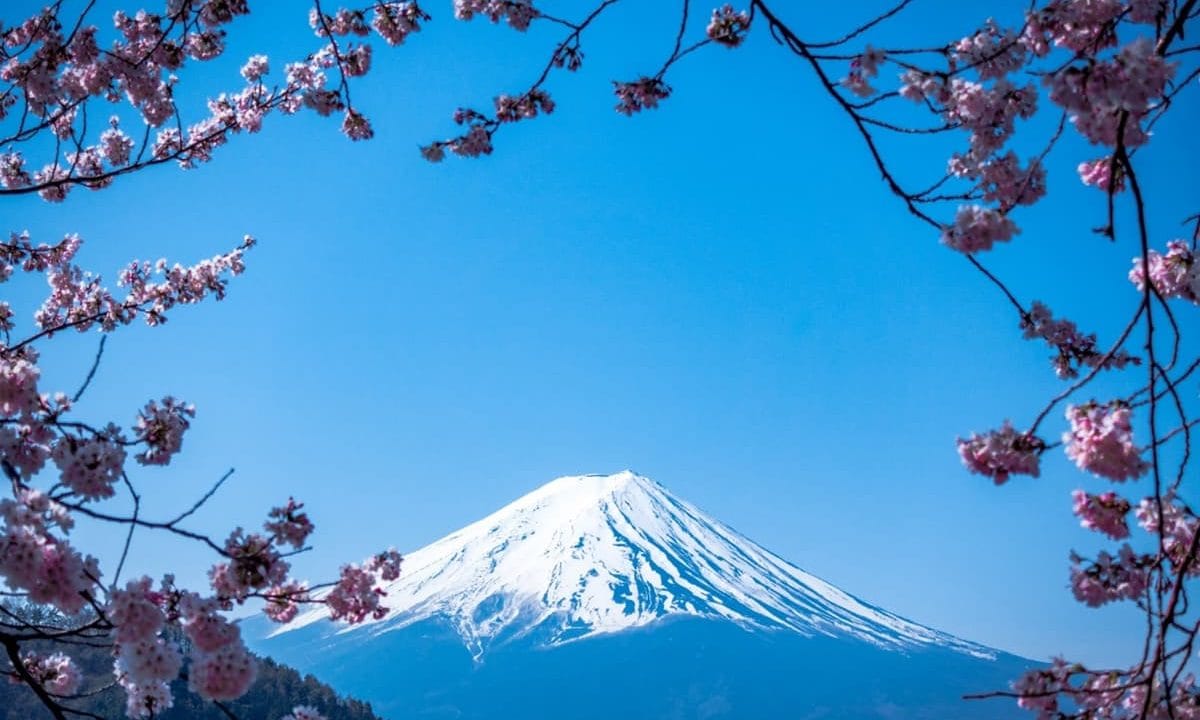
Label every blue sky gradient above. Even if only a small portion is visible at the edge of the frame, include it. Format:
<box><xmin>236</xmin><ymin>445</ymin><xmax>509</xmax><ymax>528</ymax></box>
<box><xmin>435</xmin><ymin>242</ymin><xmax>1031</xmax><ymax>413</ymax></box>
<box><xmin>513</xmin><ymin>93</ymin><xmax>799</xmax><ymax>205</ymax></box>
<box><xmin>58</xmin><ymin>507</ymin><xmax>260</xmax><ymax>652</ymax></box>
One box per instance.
<box><xmin>6</xmin><ymin>0</ymin><xmax>1199</xmax><ymax>667</ymax></box>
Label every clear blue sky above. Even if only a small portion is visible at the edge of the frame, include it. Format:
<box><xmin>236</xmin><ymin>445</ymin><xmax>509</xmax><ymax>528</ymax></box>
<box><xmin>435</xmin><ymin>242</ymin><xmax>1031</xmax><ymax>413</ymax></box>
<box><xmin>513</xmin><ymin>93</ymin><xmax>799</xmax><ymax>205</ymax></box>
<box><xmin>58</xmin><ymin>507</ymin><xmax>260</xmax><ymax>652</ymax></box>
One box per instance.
<box><xmin>7</xmin><ymin>0</ymin><xmax>1198</xmax><ymax>668</ymax></box>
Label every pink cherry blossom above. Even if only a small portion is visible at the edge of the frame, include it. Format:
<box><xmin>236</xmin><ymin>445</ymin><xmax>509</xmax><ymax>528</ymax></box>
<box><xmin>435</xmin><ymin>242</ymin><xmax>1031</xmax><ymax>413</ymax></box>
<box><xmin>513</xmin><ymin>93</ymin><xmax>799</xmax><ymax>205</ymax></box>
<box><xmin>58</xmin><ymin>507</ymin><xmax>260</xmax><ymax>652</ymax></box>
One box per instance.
<box><xmin>132</xmin><ymin>396</ymin><xmax>194</xmax><ymax>466</ymax></box>
<box><xmin>179</xmin><ymin>593</ymin><xmax>242</xmax><ymax>652</ymax></box>
<box><xmin>940</xmin><ymin>205</ymin><xmax>1018</xmax><ymax>253</ymax></box>
<box><xmin>1070</xmin><ymin>545</ymin><xmax>1151</xmax><ymax>607</ymax></box>
<box><xmin>326</xmin><ymin>562</ymin><xmax>388</xmax><ymax>623</ymax></box>
<box><xmin>954</xmin><ymin>20</ymin><xmax>1026</xmax><ymax>80</ymax></box>
<box><xmin>241</xmin><ymin>54</ymin><xmax>270</xmax><ymax>82</ymax></box>
<box><xmin>455</xmin><ymin>0</ymin><xmax>539</xmax><ymax>30</ymax></box>
<box><xmin>0</xmin><ymin>354</ymin><xmax>41</xmax><ymax>417</ymax></box>
<box><xmin>187</xmin><ymin>640</ymin><xmax>257</xmax><ymax>701</ymax></box>
<box><xmin>108</xmin><ymin>577</ymin><xmax>166</xmax><ymax>644</ymax></box>
<box><xmin>1136</xmin><ymin>497</ymin><xmax>1200</xmax><ymax>575</ymax></box>
<box><xmin>1011</xmin><ymin>659</ymin><xmax>1070</xmax><ymax>718</ymax></box>
<box><xmin>117</xmin><ymin>677</ymin><xmax>173</xmax><ymax>720</ymax></box>
<box><xmin>283</xmin><ymin>706</ymin><xmax>327</xmax><ymax>720</ymax></box>
<box><xmin>115</xmin><ymin>636</ymin><xmax>183</xmax><ymax>684</ymax></box>
<box><xmin>1129</xmin><ymin>241</ymin><xmax>1200</xmax><ymax>304</ymax></box>
<box><xmin>263</xmin><ymin>580</ymin><xmax>310</xmax><ymax>623</ymax></box>
<box><xmin>1063</xmin><ymin>401</ymin><xmax>1148</xmax><ymax>482</ymax></box>
<box><xmin>19</xmin><ymin>652</ymin><xmax>82</xmax><ymax>696</ymax></box>
<box><xmin>372</xmin><ymin>2</ymin><xmax>430</xmax><ymax>45</ymax></box>
<box><xmin>1071</xmin><ymin>490</ymin><xmax>1131</xmax><ymax>539</ymax></box>
<box><xmin>1020</xmin><ymin>301</ymin><xmax>1138</xmax><ymax>379</ymax></box>
<box><xmin>706</xmin><ymin>5</ymin><xmax>751</xmax><ymax>48</ymax></box>
<box><xmin>341</xmin><ymin>109</ymin><xmax>374</xmax><ymax>140</ymax></box>
<box><xmin>613</xmin><ymin>78</ymin><xmax>672</xmax><ymax>115</ymax></box>
<box><xmin>265</xmin><ymin>498</ymin><xmax>315</xmax><ymax>549</ymax></box>
<box><xmin>369</xmin><ymin>548</ymin><xmax>404</xmax><ymax>580</ymax></box>
<box><xmin>1077</xmin><ymin>157</ymin><xmax>1124</xmax><ymax>192</ymax></box>
<box><xmin>208</xmin><ymin>529</ymin><xmax>289</xmax><ymax>602</ymax></box>
<box><xmin>957</xmin><ymin>421</ymin><xmax>1043</xmax><ymax>484</ymax></box>
<box><xmin>495</xmin><ymin>89</ymin><xmax>555</xmax><ymax>122</ymax></box>
<box><xmin>50</xmin><ymin>435</ymin><xmax>126</xmax><ymax>500</ymax></box>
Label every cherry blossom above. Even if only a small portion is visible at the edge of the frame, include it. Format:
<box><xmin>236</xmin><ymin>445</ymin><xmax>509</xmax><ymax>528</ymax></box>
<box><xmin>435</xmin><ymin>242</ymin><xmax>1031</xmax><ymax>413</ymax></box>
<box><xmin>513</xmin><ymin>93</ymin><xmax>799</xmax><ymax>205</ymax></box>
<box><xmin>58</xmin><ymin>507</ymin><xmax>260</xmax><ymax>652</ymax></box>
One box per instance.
<box><xmin>1130</xmin><ymin>241</ymin><xmax>1200</xmax><ymax>304</ymax></box>
<box><xmin>706</xmin><ymin>5</ymin><xmax>752</xmax><ymax>48</ymax></box>
<box><xmin>1077</xmin><ymin>157</ymin><xmax>1123</xmax><ymax>192</ymax></box>
<box><xmin>264</xmin><ymin>581</ymin><xmax>310</xmax><ymax>623</ymax></box>
<box><xmin>132</xmin><ymin>397</ymin><xmax>194</xmax><ymax>466</ymax></box>
<box><xmin>283</xmin><ymin>706</ymin><xmax>327</xmax><ymax>720</ymax></box>
<box><xmin>613</xmin><ymin>78</ymin><xmax>672</xmax><ymax>115</ymax></box>
<box><xmin>1063</xmin><ymin>401</ymin><xmax>1148</xmax><ymax>482</ymax></box>
<box><xmin>19</xmin><ymin>652</ymin><xmax>82</xmax><ymax>697</ymax></box>
<box><xmin>326</xmin><ymin>561</ymin><xmax>389</xmax><ymax>623</ymax></box>
<box><xmin>941</xmin><ymin>205</ymin><xmax>1018</xmax><ymax>253</ymax></box>
<box><xmin>1020</xmin><ymin>301</ymin><xmax>1138</xmax><ymax>379</ymax></box>
<box><xmin>455</xmin><ymin>0</ymin><xmax>539</xmax><ymax>30</ymax></box>
<box><xmin>187</xmin><ymin>640</ymin><xmax>257</xmax><ymax>701</ymax></box>
<box><xmin>108</xmin><ymin>577</ymin><xmax>166</xmax><ymax>644</ymax></box>
<box><xmin>117</xmin><ymin>676</ymin><xmax>172</xmax><ymax>720</ymax></box>
<box><xmin>1069</xmin><ymin>545</ymin><xmax>1151</xmax><ymax>607</ymax></box>
<box><xmin>957</xmin><ymin>421</ymin><xmax>1044</xmax><ymax>484</ymax></box>
<box><xmin>1071</xmin><ymin>490</ymin><xmax>1131</xmax><ymax>539</ymax></box>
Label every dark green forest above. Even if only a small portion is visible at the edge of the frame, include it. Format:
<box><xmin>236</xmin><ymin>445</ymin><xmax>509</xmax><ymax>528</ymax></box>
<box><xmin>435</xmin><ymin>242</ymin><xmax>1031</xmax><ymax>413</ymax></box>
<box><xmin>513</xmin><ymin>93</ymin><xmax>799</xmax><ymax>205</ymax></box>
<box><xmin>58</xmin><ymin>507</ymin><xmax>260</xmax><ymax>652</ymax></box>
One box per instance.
<box><xmin>1</xmin><ymin>638</ymin><xmax>381</xmax><ymax>720</ymax></box>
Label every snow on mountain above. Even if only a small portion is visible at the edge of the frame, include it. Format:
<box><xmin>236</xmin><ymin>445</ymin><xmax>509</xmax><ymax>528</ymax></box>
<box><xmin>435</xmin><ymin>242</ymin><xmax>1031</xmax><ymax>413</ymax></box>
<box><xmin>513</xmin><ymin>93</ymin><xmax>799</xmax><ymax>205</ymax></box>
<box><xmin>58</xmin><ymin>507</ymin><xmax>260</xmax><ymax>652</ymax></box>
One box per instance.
<box><xmin>273</xmin><ymin>471</ymin><xmax>992</xmax><ymax>660</ymax></box>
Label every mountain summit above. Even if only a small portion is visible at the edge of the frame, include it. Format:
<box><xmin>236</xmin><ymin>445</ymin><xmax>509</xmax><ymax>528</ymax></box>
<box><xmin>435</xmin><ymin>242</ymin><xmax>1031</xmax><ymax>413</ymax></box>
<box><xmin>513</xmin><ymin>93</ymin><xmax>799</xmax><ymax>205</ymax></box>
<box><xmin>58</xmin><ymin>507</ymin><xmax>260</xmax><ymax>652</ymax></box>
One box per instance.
<box><xmin>252</xmin><ymin>472</ymin><xmax>1031</xmax><ymax>719</ymax></box>
<box><xmin>276</xmin><ymin>471</ymin><xmax>987</xmax><ymax>658</ymax></box>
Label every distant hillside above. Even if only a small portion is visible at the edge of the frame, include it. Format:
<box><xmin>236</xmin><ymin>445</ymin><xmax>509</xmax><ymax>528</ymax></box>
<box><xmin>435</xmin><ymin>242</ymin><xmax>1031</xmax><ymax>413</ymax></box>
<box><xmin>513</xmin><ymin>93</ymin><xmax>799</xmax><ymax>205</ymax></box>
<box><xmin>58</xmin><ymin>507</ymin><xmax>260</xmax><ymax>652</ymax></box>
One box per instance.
<box><xmin>1</xmin><ymin>640</ymin><xmax>382</xmax><ymax>720</ymax></box>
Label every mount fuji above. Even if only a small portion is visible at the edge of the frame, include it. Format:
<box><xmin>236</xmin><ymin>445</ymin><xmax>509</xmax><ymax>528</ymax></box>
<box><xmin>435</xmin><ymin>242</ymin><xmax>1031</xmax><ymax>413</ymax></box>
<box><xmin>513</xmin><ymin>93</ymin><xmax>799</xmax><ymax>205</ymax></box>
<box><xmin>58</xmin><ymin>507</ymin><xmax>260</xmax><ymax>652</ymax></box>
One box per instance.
<box><xmin>246</xmin><ymin>471</ymin><xmax>1034</xmax><ymax>719</ymax></box>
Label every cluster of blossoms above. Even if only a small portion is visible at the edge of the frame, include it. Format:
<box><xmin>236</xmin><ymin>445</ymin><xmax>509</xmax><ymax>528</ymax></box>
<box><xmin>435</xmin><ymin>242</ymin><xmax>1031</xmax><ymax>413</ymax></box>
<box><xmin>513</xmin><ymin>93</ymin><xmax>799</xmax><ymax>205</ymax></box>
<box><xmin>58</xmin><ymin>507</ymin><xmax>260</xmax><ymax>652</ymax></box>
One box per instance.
<box><xmin>613</xmin><ymin>77</ymin><xmax>672</xmax><ymax>116</ymax></box>
<box><xmin>1136</xmin><ymin>497</ymin><xmax>1200</xmax><ymax>575</ymax></box>
<box><xmin>952</xmin><ymin>19</ymin><xmax>1026</xmax><ymax>80</ymax></box>
<box><xmin>132</xmin><ymin>397</ymin><xmax>194</xmax><ymax>465</ymax></box>
<box><xmin>1072</xmin><ymin>490</ymin><xmax>1131</xmax><ymax>540</ymax></box>
<box><xmin>965</xmin><ymin>152</ymin><xmax>1046</xmax><ymax>212</ymax></box>
<box><xmin>1077</xmin><ymin>156</ymin><xmax>1124</xmax><ymax>193</ymax></box>
<box><xmin>0</xmin><ymin>487</ymin><xmax>97</xmax><ymax>615</ymax></box>
<box><xmin>495</xmin><ymin>89</ymin><xmax>555</xmax><ymax>123</ymax></box>
<box><xmin>419</xmin><ymin>86</ymin><xmax>555</xmax><ymax>161</ymax></box>
<box><xmin>1009</xmin><ymin>660</ymin><xmax>1200</xmax><ymax>720</ymax></box>
<box><xmin>1069</xmin><ymin>545</ymin><xmax>1152</xmax><ymax>607</ymax></box>
<box><xmin>1019</xmin><ymin>301</ymin><xmax>1139</xmax><ymax>379</ymax></box>
<box><xmin>283</xmin><ymin>706</ymin><xmax>327</xmax><ymax>720</ymax></box>
<box><xmin>454</xmin><ymin>0</ymin><xmax>539</xmax><ymax>31</ymax></box>
<box><xmin>420</xmin><ymin>109</ymin><xmax>496</xmax><ymax>162</ymax></box>
<box><xmin>706</xmin><ymin>5</ymin><xmax>752</xmax><ymax>48</ymax></box>
<box><xmin>1129</xmin><ymin>241</ymin><xmax>1200</xmax><ymax>304</ymax></box>
<box><xmin>50</xmin><ymin>433</ymin><xmax>127</xmax><ymax>500</ymax></box>
<box><xmin>16</xmin><ymin>651</ymin><xmax>83</xmax><ymax>697</ymax></box>
<box><xmin>1063</xmin><ymin>401</ymin><xmax>1148</xmax><ymax>482</ymax></box>
<box><xmin>841</xmin><ymin>46</ymin><xmax>884</xmax><ymax>98</ymax></box>
<box><xmin>325</xmin><ymin>549</ymin><xmax>403</xmax><ymax>623</ymax></box>
<box><xmin>107</xmin><ymin>576</ymin><xmax>261</xmax><ymax>714</ymax></box>
<box><xmin>940</xmin><ymin>204</ymin><xmax>1018</xmax><ymax>253</ymax></box>
<box><xmin>309</xmin><ymin>2</ymin><xmax>430</xmax><ymax>47</ymax></box>
<box><xmin>1046</xmin><ymin>37</ymin><xmax>1174</xmax><ymax>148</ymax></box>
<box><xmin>265</xmin><ymin>498</ymin><xmax>316</xmax><ymax>549</ymax></box>
<box><xmin>956</xmin><ymin>421</ymin><xmax>1044</xmax><ymax>484</ymax></box>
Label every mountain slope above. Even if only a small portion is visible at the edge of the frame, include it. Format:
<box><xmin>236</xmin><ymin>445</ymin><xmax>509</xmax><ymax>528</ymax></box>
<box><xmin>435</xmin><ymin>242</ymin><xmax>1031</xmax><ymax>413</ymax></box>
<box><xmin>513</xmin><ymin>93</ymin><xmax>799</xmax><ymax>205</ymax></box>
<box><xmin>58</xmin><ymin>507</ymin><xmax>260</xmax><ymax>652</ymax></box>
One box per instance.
<box><xmin>249</xmin><ymin>471</ymin><xmax>1034</xmax><ymax>719</ymax></box>
<box><xmin>276</xmin><ymin>471</ymin><xmax>989</xmax><ymax>659</ymax></box>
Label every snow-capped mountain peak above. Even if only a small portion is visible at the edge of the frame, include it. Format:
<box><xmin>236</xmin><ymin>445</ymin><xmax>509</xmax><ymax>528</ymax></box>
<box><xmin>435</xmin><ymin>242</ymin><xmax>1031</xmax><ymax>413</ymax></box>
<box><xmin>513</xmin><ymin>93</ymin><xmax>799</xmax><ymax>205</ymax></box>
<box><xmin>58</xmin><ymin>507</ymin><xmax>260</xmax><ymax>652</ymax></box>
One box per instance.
<box><xmin>275</xmin><ymin>471</ymin><xmax>991</xmax><ymax>659</ymax></box>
